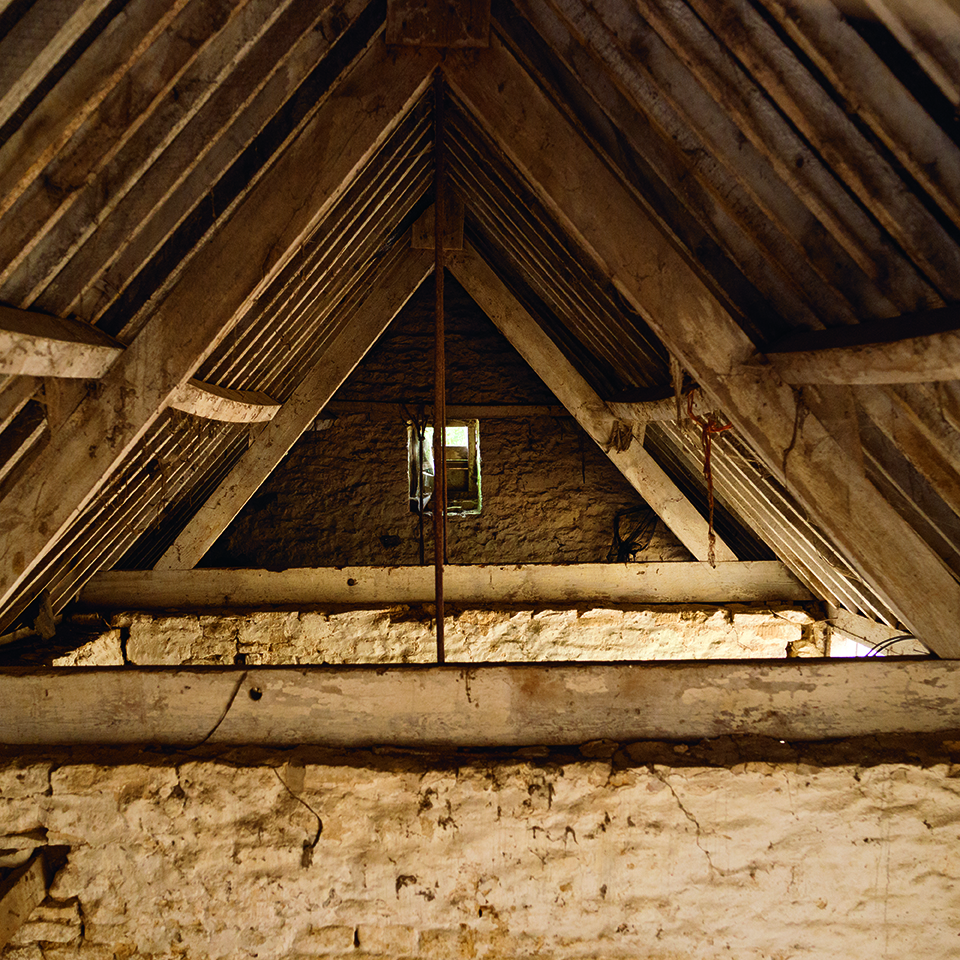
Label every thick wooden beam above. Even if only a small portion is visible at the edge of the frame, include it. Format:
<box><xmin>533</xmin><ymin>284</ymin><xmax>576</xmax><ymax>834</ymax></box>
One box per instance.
<box><xmin>448</xmin><ymin>246</ymin><xmax>736</xmax><ymax>563</ymax></box>
<box><xmin>386</xmin><ymin>0</ymin><xmax>490</xmax><ymax>47</ymax></box>
<box><xmin>445</xmin><ymin>38</ymin><xmax>960</xmax><ymax>658</ymax></box>
<box><xmin>758</xmin><ymin>308</ymin><xmax>960</xmax><ymax>384</ymax></box>
<box><xmin>82</xmin><ymin>560</ymin><xmax>810</xmax><ymax>608</ymax></box>
<box><xmin>169</xmin><ymin>380</ymin><xmax>280</xmax><ymax>423</ymax></box>
<box><xmin>2</xmin><ymin>661</ymin><xmax>958</xmax><ymax>747</ymax></box>
<box><xmin>0</xmin><ymin>42</ymin><xmax>438</xmax><ymax>621</ymax></box>
<box><xmin>156</xmin><ymin>247</ymin><xmax>434</xmax><ymax>571</ymax></box>
<box><xmin>0</xmin><ymin>306</ymin><xmax>122</xmax><ymax>378</ymax></box>
<box><xmin>0</xmin><ymin>852</ymin><xmax>48</xmax><ymax>951</ymax></box>
<box><xmin>412</xmin><ymin>198</ymin><xmax>465</xmax><ymax>250</ymax></box>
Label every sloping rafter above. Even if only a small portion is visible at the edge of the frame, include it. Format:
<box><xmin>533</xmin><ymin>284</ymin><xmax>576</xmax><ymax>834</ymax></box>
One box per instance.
<box><xmin>158</xmin><ymin>243</ymin><xmax>434</xmax><ymax>570</ymax></box>
<box><xmin>448</xmin><ymin>242</ymin><xmax>737</xmax><ymax>563</ymax></box>
<box><xmin>444</xmin><ymin>32</ymin><xmax>960</xmax><ymax>657</ymax></box>
<box><xmin>0</xmin><ymin>40</ymin><xmax>440</xmax><ymax>626</ymax></box>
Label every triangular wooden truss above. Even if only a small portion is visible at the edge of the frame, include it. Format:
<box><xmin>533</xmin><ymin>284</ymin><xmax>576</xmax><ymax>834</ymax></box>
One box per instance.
<box><xmin>1</xmin><ymin>11</ymin><xmax>959</xmax><ymax>658</ymax></box>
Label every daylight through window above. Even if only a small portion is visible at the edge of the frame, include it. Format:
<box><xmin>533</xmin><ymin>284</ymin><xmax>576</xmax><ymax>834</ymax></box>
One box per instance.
<box><xmin>408</xmin><ymin>419</ymin><xmax>481</xmax><ymax>515</ymax></box>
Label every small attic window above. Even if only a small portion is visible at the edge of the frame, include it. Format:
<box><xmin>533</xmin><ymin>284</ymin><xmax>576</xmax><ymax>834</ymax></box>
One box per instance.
<box><xmin>408</xmin><ymin>419</ymin><xmax>481</xmax><ymax>515</ymax></box>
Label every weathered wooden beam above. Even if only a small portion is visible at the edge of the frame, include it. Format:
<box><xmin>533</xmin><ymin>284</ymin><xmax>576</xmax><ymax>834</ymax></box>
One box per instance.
<box><xmin>0</xmin><ymin>0</ymin><xmax>115</xmax><ymax>133</ymax></box>
<box><xmin>448</xmin><ymin>244</ymin><xmax>736</xmax><ymax>563</ymax></box>
<box><xmin>0</xmin><ymin>852</ymin><xmax>48</xmax><ymax>951</ymax></box>
<box><xmin>387</xmin><ymin>0</ymin><xmax>490</xmax><ymax>47</ymax></box>
<box><xmin>0</xmin><ymin>41</ymin><xmax>439</xmax><ymax>622</ymax></box>
<box><xmin>325</xmin><ymin>401</ymin><xmax>570</xmax><ymax>419</ymax></box>
<box><xmin>757</xmin><ymin>309</ymin><xmax>960</xmax><ymax>384</ymax></box>
<box><xmin>2</xmin><ymin>661</ymin><xmax>958</xmax><ymax>747</ymax></box>
<box><xmin>0</xmin><ymin>306</ymin><xmax>122</xmax><ymax>377</ymax></box>
<box><xmin>156</xmin><ymin>246</ymin><xmax>434</xmax><ymax>571</ymax></box>
<box><xmin>412</xmin><ymin>198</ymin><xmax>465</xmax><ymax>250</ymax></box>
<box><xmin>445</xmin><ymin>36</ymin><xmax>960</xmax><ymax>657</ymax></box>
<box><xmin>169</xmin><ymin>380</ymin><xmax>280</xmax><ymax>423</ymax></box>
<box><xmin>82</xmin><ymin>560</ymin><xmax>810</xmax><ymax>609</ymax></box>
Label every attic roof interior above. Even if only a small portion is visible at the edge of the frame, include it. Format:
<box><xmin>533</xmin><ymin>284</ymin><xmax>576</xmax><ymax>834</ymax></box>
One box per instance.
<box><xmin>1</xmin><ymin>0</ymin><xmax>960</xmax><ymax>660</ymax></box>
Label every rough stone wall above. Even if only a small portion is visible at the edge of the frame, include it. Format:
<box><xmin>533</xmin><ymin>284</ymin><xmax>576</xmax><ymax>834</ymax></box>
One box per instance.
<box><xmin>204</xmin><ymin>282</ymin><xmax>691</xmax><ymax>568</ymax></box>
<box><xmin>51</xmin><ymin>605</ymin><xmax>822</xmax><ymax>666</ymax></box>
<box><xmin>2</xmin><ymin>739</ymin><xmax>960</xmax><ymax>959</ymax></box>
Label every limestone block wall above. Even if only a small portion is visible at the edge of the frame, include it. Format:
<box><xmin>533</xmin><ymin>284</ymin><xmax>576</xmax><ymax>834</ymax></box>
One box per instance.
<box><xmin>206</xmin><ymin>416</ymin><xmax>691</xmax><ymax>569</ymax></box>
<box><xmin>52</xmin><ymin>604</ymin><xmax>822</xmax><ymax>666</ymax></box>
<box><xmin>1</xmin><ymin>739</ymin><xmax>959</xmax><ymax>959</ymax></box>
<box><xmin>201</xmin><ymin>279</ymin><xmax>699</xmax><ymax>569</ymax></box>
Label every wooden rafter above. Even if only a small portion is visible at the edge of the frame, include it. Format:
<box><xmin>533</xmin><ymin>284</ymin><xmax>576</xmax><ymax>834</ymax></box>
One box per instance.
<box><xmin>448</xmin><ymin>244</ymin><xmax>737</xmax><ymax>563</ymax></box>
<box><xmin>0</xmin><ymin>41</ymin><xmax>439</xmax><ymax>622</ymax></box>
<box><xmin>156</xmin><ymin>245</ymin><xmax>434</xmax><ymax>571</ymax></box>
<box><xmin>444</xmin><ymin>34</ymin><xmax>960</xmax><ymax>657</ymax></box>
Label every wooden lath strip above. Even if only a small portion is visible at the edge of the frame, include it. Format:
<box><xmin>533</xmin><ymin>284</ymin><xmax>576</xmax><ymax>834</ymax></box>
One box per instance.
<box><xmin>445</xmin><ymin>34</ymin><xmax>960</xmax><ymax>656</ymax></box>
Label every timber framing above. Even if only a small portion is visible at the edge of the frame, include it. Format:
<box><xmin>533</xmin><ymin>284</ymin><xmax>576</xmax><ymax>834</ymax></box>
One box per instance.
<box><xmin>1</xmin><ymin>661</ymin><xmax>958</xmax><ymax>747</ymax></box>
<box><xmin>448</xmin><ymin>245</ymin><xmax>737</xmax><ymax>564</ymax></box>
<box><xmin>81</xmin><ymin>560</ymin><xmax>811</xmax><ymax>609</ymax></box>
<box><xmin>444</xmin><ymin>36</ymin><xmax>960</xmax><ymax>658</ymax></box>
<box><xmin>0</xmin><ymin>305</ymin><xmax>122</xmax><ymax>378</ymax></box>
<box><xmin>0</xmin><ymin>42</ymin><xmax>439</xmax><ymax>625</ymax></box>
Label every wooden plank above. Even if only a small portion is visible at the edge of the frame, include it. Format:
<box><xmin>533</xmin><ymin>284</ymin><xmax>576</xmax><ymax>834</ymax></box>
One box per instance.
<box><xmin>169</xmin><ymin>379</ymin><xmax>280</xmax><ymax>423</ymax></box>
<box><xmin>444</xmin><ymin>35</ymin><xmax>960</xmax><ymax>657</ymax></box>
<box><xmin>677</xmin><ymin>0</ymin><xmax>960</xmax><ymax>303</ymax></box>
<box><xmin>82</xmin><ymin>560</ymin><xmax>810</xmax><ymax>608</ymax></box>
<box><xmin>32</xmin><ymin>0</ymin><xmax>372</xmax><ymax>326</ymax></box>
<box><xmin>0</xmin><ymin>0</ymin><xmax>115</xmax><ymax>132</ymax></box>
<box><xmin>0</xmin><ymin>305</ymin><xmax>122</xmax><ymax>377</ymax></box>
<box><xmin>0</xmin><ymin>0</ymin><xmax>191</xmax><ymax>227</ymax></box>
<box><xmin>758</xmin><ymin>0</ymin><xmax>960</xmax><ymax>238</ymax></box>
<box><xmin>0</xmin><ymin>377</ymin><xmax>40</xmax><ymax>435</ymax></box>
<box><xmin>2</xmin><ymin>660</ymin><xmax>959</xmax><ymax>747</ymax></box>
<box><xmin>386</xmin><ymin>0</ymin><xmax>489</xmax><ymax>47</ymax></box>
<box><xmin>0</xmin><ymin>41</ymin><xmax>439</xmax><ymax>622</ymax></box>
<box><xmin>448</xmin><ymin>244</ymin><xmax>737</xmax><ymax>563</ymax></box>
<box><xmin>0</xmin><ymin>852</ymin><xmax>47</xmax><ymax>951</ymax></box>
<box><xmin>155</xmin><ymin>245</ymin><xmax>434</xmax><ymax>571</ymax></box>
<box><xmin>759</xmin><ymin>308</ymin><xmax>960</xmax><ymax>384</ymax></box>
<box><xmin>411</xmin><ymin>197</ymin><xmax>465</xmax><ymax>250</ymax></box>
<box><xmin>325</xmin><ymin>401</ymin><xmax>571</xmax><ymax>419</ymax></box>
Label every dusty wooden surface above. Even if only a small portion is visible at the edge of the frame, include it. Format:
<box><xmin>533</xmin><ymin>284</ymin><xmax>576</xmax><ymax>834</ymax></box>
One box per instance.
<box><xmin>1</xmin><ymin>660</ymin><xmax>957</xmax><ymax>746</ymax></box>
<box><xmin>82</xmin><ymin>560</ymin><xmax>811</xmax><ymax>608</ymax></box>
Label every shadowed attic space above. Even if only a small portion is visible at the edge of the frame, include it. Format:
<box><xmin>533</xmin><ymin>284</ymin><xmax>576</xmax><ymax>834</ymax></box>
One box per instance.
<box><xmin>6</xmin><ymin>0</ymin><xmax>960</xmax><ymax>955</ymax></box>
<box><xmin>196</xmin><ymin>274</ymin><xmax>702</xmax><ymax>571</ymax></box>
<box><xmin>4</xmin><ymin>0</ymin><xmax>960</xmax><ymax>657</ymax></box>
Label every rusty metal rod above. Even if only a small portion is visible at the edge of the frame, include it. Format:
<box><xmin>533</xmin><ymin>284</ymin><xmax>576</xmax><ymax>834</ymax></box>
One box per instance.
<box><xmin>433</xmin><ymin>71</ymin><xmax>447</xmax><ymax>664</ymax></box>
